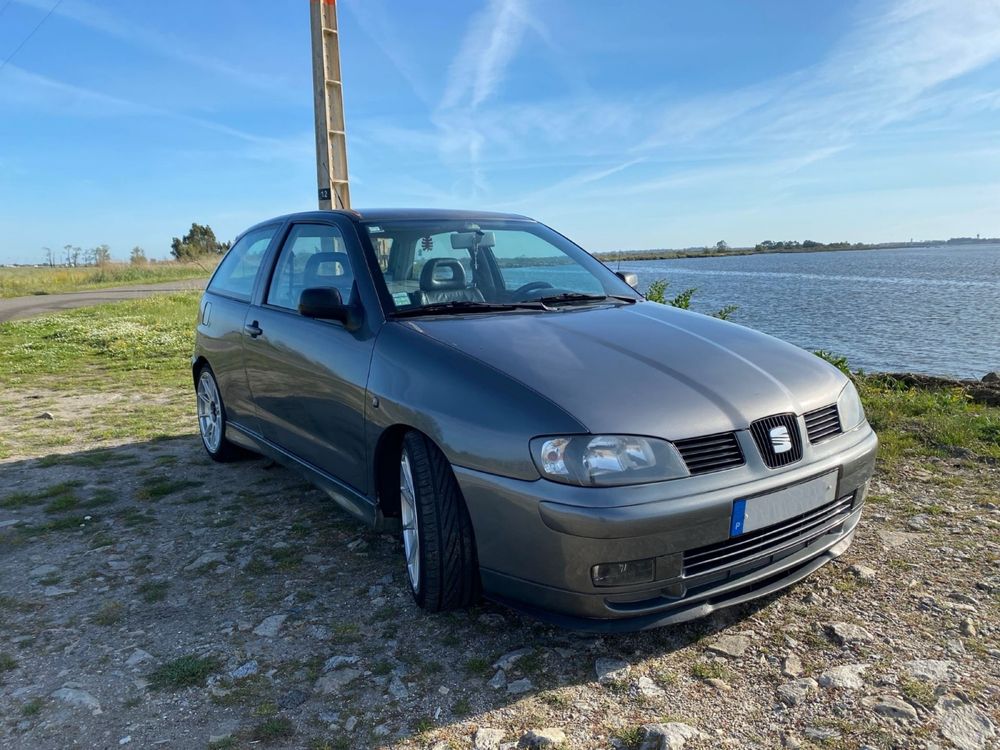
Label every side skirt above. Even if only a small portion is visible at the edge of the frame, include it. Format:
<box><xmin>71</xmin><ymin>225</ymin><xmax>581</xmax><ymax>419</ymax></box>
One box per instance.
<box><xmin>226</xmin><ymin>421</ymin><xmax>384</xmax><ymax>529</ymax></box>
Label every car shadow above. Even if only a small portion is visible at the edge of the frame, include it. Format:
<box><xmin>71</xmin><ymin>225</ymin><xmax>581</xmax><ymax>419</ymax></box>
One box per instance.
<box><xmin>1</xmin><ymin>436</ymin><xmax>799</xmax><ymax>749</ymax></box>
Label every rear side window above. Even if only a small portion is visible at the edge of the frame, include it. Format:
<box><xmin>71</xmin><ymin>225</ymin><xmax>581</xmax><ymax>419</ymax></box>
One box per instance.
<box><xmin>267</xmin><ymin>223</ymin><xmax>353</xmax><ymax>311</ymax></box>
<box><xmin>207</xmin><ymin>225</ymin><xmax>277</xmax><ymax>301</ymax></box>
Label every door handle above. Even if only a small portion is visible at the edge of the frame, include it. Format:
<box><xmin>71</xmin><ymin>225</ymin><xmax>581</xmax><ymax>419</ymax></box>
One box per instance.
<box><xmin>244</xmin><ymin>321</ymin><xmax>263</xmax><ymax>338</ymax></box>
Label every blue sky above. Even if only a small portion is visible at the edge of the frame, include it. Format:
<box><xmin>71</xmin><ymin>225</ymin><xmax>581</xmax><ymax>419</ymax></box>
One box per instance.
<box><xmin>1</xmin><ymin>0</ymin><xmax>1000</xmax><ymax>263</ymax></box>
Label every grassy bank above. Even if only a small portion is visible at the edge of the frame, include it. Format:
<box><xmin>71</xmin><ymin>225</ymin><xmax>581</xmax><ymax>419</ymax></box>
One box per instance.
<box><xmin>0</xmin><ymin>293</ymin><xmax>997</xmax><ymax>470</ymax></box>
<box><xmin>0</xmin><ymin>261</ymin><xmax>216</xmax><ymax>299</ymax></box>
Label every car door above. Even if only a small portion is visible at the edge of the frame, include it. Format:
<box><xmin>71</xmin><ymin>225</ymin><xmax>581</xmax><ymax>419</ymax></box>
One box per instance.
<box><xmin>197</xmin><ymin>223</ymin><xmax>281</xmax><ymax>434</ymax></box>
<box><xmin>242</xmin><ymin>219</ymin><xmax>380</xmax><ymax>495</ymax></box>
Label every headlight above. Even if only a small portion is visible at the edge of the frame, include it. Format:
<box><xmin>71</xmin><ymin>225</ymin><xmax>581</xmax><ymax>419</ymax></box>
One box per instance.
<box><xmin>530</xmin><ymin>435</ymin><xmax>688</xmax><ymax>486</ymax></box>
<box><xmin>837</xmin><ymin>380</ymin><xmax>866</xmax><ymax>431</ymax></box>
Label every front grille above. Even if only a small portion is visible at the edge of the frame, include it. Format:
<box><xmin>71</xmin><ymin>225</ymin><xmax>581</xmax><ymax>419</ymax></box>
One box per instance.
<box><xmin>750</xmin><ymin>413</ymin><xmax>802</xmax><ymax>469</ymax></box>
<box><xmin>682</xmin><ymin>493</ymin><xmax>856</xmax><ymax>578</ymax></box>
<box><xmin>674</xmin><ymin>432</ymin><xmax>745</xmax><ymax>475</ymax></box>
<box><xmin>804</xmin><ymin>404</ymin><xmax>842</xmax><ymax>444</ymax></box>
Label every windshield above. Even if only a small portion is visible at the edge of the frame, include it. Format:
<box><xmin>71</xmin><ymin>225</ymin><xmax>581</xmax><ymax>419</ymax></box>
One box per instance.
<box><xmin>362</xmin><ymin>219</ymin><xmax>638</xmax><ymax>314</ymax></box>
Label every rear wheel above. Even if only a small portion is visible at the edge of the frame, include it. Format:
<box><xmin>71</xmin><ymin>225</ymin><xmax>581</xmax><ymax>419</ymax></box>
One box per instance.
<box><xmin>398</xmin><ymin>431</ymin><xmax>480</xmax><ymax>611</ymax></box>
<box><xmin>196</xmin><ymin>366</ymin><xmax>242</xmax><ymax>462</ymax></box>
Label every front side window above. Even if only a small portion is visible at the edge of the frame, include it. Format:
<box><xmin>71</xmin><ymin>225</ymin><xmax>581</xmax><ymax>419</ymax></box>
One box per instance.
<box><xmin>207</xmin><ymin>225</ymin><xmax>277</xmax><ymax>301</ymax></box>
<box><xmin>363</xmin><ymin>219</ymin><xmax>636</xmax><ymax>314</ymax></box>
<box><xmin>267</xmin><ymin>223</ymin><xmax>353</xmax><ymax>311</ymax></box>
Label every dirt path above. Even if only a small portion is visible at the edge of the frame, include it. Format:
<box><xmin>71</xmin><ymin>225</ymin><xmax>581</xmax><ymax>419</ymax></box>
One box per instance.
<box><xmin>0</xmin><ymin>386</ymin><xmax>998</xmax><ymax>750</ymax></box>
<box><xmin>0</xmin><ymin>278</ymin><xmax>208</xmax><ymax>322</ymax></box>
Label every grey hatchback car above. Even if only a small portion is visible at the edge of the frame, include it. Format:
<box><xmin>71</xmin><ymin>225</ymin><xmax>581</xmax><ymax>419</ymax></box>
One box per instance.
<box><xmin>193</xmin><ymin>209</ymin><xmax>877</xmax><ymax>631</ymax></box>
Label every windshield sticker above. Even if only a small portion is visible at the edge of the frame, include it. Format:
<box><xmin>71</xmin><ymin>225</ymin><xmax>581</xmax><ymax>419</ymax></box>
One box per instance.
<box><xmin>368</xmin><ymin>226</ymin><xmax>383</xmax><ymax>233</ymax></box>
<box><xmin>393</xmin><ymin>292</ymin><xmax>411</xmax><ymax>306</ymax></box>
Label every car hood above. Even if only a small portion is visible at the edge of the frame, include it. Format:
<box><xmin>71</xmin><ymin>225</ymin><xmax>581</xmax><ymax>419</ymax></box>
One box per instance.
<box><xmin>400</xmin><ymin>301</ymin><xmax>847</xmax><ymax>440</ymax></box>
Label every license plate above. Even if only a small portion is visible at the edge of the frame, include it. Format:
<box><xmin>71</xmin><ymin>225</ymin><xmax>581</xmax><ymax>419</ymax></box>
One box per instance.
<box><xmin>730</xmin><ymin>471</ymin><xmax>838</xmax><ymax>536</ymax></box>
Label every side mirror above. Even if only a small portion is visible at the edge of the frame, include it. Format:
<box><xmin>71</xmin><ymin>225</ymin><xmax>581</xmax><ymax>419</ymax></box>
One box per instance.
<box><xmin>616</xmin><ymin>271</ymin><xmax>639</xmax><ymax>289</ymax></box>
<box><xmin>298</xmin><ymin>287</ymin><xmax>361</xmax><ymax>330</ymax></box>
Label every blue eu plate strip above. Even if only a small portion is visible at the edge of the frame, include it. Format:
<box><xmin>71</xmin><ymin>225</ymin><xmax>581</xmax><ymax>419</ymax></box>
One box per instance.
<box><xmin>730</xmin><ymin>498</ymin><xmax>747</xmax><ymax>537</ymax></box>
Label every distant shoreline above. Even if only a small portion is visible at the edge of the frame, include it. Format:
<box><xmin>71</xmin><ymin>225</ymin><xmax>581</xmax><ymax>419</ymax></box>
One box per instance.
<box><xmin>595</xmin><ymin>238</ymin><xmax>999</xmax><ymax>262</ymax></box>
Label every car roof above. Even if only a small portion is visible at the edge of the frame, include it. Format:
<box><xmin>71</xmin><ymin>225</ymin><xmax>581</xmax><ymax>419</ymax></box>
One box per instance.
<box><xmin>255</xmin><ymin>208</ymin><xmax>534</xmax><ymax>229</ymax></box>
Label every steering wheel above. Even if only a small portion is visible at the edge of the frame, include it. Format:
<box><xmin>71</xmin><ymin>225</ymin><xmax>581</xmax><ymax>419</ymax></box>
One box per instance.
<box><xmin>511</xmin><ymin>281</ymin><xmax>553</xmax><ymax>299</ymax></box>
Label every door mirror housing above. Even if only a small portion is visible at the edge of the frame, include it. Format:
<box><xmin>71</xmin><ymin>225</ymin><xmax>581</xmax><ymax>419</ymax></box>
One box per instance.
<box><xmin>616</xmin><ymin>271</ymin><xmax>639</xmax><ymax>289</ymax></box>
<box><xmin>298</xmin><ymin>287</ymin><xmax>361</xmax><ymax>330</ymax></box>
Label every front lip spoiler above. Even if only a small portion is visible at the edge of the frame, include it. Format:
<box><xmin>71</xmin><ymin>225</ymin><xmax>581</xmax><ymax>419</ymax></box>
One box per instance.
<box><xmin>486</xmin><ymin>528</ymin><xmax>856</xmax><ymax>633</ymax></box>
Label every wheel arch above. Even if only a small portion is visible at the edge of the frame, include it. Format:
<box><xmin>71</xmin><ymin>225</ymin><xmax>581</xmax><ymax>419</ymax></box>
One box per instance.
<box><xmin>192</xmin><ymin>355</ymin><xmax>209</xmax><ymax>387</ymax></box>
<box><xmin>373</xmin><ymin>423</ymin><xmax>417</xmax><ymax>520</ymax></box>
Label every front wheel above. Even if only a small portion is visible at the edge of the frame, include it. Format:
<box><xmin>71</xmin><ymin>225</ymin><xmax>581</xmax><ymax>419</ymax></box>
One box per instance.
<box><xmin>398</xmin><ymin>431</ymin><xmax>480</xmax><ymax>611</ymax></box>
<box><xmin>196</xmin><ymin>366</ymin><xmax>242</xmax><ymax>462</ymax></box>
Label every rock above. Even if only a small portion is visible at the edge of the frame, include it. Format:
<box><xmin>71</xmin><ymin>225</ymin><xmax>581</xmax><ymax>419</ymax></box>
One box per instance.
<box><xmin>37</xmin><ymin>411</ymin><xmax>54</xmax><ymax>420</ymax></box>
<box><xmin>475</xmin><ymin>728</ymin><xmax>506</xmax><ymax>750</ymax></box>
<box><xmin>253</xmin><ymin>613</ymin><xmax>287</xmax><ymax>637</ymax></box>
<box><xmin>29</xmin><ymin>564</ymin><xmax>59</xmax><ymax>578</ymax></box>
<box><xmin>0</xmin><ymin>519</ymin><xmax>20</xmax><ymax>529</ymax></box>
<box><xmin>707</xmin><ymin>635</ymin><xmax>751</xmax><ymax>658</ymax></box>
<box><xmin>488</xmin><ymin>670</ymin><xmax>507</xmax><ymax>689</ymax></box>
<box><xmin>314</xmin><ymin>668</ymin><xmax>361</xmax><ymax>695</ymax></box>
<box><xmin>183</xmin><ymin>551</ymin><xmax>227</xmax><ymax>571</ymax></box>
<box><xmin>493</xmin><ymin>647</ymin><xmax>533</xmax><ymax>671</ymax></box>
<box><xmin>903</xmin><ymin>659</ymin><xmax>954</xmax><ymax>683</ymax></box>
<box><xmin>388</xmin><ymin>676</ymin><xmax>408</xmax><ymax>700</ymax></box>
<box><xmin>638</xmin><ymin>722</ymin><xmax>705</xmax><ymax>750</ymax></box>
<box><xmin>507</xmin><ymin>678</ymin><xmax>533</xmax><ymax>694</ymax></box>
<box><xmin>960</xmin><ymin>618</ymin><xmax>977</xmax><ymax>637</ymax></box>
<box><xmin>638</xmin><ymin>675</ymin><xmax>665</xmax><ymax>698</ymax></box>
<box><xmin>119</xmin><ymin>737</ymin><xmax>131</xmax><ymax>745</ymax></box>
<box><xmin>825</xmin><ymin>621</ymin><xmax>874</xmax><ymax>645</ymax></box>
<box><xmin>43</xmin><ymin>586</ymin><xmax>75</xmax><ymax>598</ymax></box>
<box><xmin>125</xmin><ymin>649</ymin><xmax>153</xmax><ymax>668</ymax></box>
<box><xmin>518</xmin><ymin>728</ymin><xmax>566</xmax><ymax>748</ymax></box>
<box><xmin>805</xmin><ymin>727</ymin><xmax>840</xmax><ymax>742</ymax></box>
<box><xmin>983</xmin><ymin>371</ymin><xmax>1000</xmax><ymax>383</ymax></box>
<box><xmin>776</xmin><ymin>678</ymin><xmax>818</xmax><ymax>706</ymax></box>
<box><xmin>51</xmin><ymin>686</ymin><xmax>102</xmax><ymax>714</ymax></box>
<box><xmin>849</xmin><ymin>564</ymin><xmax>877</xmax><ymax>580</ymax></box>
<box><xmin>780</xmin><ymin>732</ymin><xmax>802</xmax><ymax>748</ymax></box>
<box><xmin>595</xmin><ymin>657</ymin><xmax>630</xmax><ymax>684</ymax></box>
<box><xmin>876</xmin><ymin>529</ymin><xmax>921</xmax><ymax>548</ymax></box>
<box><xmin>818</xmin><ymin>664</ymin><xmax>868</xmax><ymax>690</ymax></box>
<box><xmin>935</xmin><ymin>696</ymin><xmax>996</xmax><ymax>750</ymax></box>
<box><xmin>781</xmin><ymin>654</ymin><xmax>803</xmax><ymax>677</ymax></box>
<box><xmin>208</xmin><ymin>721</ymin><xmax>240</xmax><ymax>745</ymax></box>
<box><xmin>344</xmin><ymin>716</ymin><xmax>357</xmax><ymax>731</ymax></box>
<box><xmin>323</xmin><ymin>655</ymin><xmax>360</xmax><ymax>672</ymax></box>
<box><xmin>229</xmin><ymin>660</ymin><xmax>258</xmax><ymax>679</ymax></box>
<box><xmin>705</xmin><ymin>678</ymin><xmax>731</xmax><ymax>691</ymax></box>
<box><xmin>870</xmin><ymin>696</ymin><xmax>919</xmax><ymax>722</ymax></box>
<box><xmin>278</xmin><ymin>688</ymin><xmax>308</xmax><ymax>709</ymax></box>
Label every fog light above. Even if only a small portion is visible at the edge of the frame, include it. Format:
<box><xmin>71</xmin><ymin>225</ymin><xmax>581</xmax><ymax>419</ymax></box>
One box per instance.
<box><xmin>591</xmin><ymin>558</ymin><xmax>655</xmax><ymax>587</ymax></box>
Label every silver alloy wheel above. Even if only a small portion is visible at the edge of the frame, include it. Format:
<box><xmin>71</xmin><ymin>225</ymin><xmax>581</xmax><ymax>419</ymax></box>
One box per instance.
<box><xmin>399</xmin><ymin>448</ymin><xmax>420</xmax><ymax>593</ymax></box>
<box><xmin>196</xmin><ymin>371</ymin><xmax>223</xmax><ymax>453</ymax></box>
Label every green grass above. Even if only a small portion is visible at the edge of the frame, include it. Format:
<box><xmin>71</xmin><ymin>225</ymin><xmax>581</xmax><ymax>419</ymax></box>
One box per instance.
<box><xmin>20</xmin><ymin>698</ymin><xmax>43</xmax><ymax>717</ymax></box>
<box><xmin>690</xmin><ymin>661</ymin><xmax>730</xmax><ymax>681</ymax></box>
<box><xmin>0</xmin><ymin>261</ymin><xmax>214</xmax><ymax>299</ymax></box>
<box><xmin>250</xmin><ymin>717</ymin><xmax>295</xmax><ymax>742</ymax></box>
<box><xmin>0</xmin><ymin>653</ymin><xmax>17</xmax><ymax>673</ymax></box>
<box><xmin>136</xmin><ymin>477</ymin><xmax>202</xmax><ymax>501</ymax></box>
<box><xmin>0</xmin><ymin>292</ymin><xmax>200</xmax><ymax>391</ymax></box>
<box><xmin>138</xmin><ymin>580</ymin><xmax>170</xmax><ymax>603</ymax></box>
<box><xmin>93</xmin><ymin>601</ymin><xmax>125</xmax><ymax>626</ymax></box>
<box><xmin>1</xmin><ymin>480</ymin><xmax>83</xmax><ymax>510</ymax></box>
<box><xmin>858</xmin><ymin>375</ymin><xmax>1000</xmax><ymax>469</ymax></box>
<box><xmin>148</xmin><ymin>654</ymin><xmax>219</xmax><ymax>690</ymax></box>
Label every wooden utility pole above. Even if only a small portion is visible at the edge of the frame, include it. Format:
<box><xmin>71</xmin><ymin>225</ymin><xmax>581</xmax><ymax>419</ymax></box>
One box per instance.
<box><xmin>310</xmin><ymin>0</ymin><xmax>351</xmax><ymax>210</ymax></box>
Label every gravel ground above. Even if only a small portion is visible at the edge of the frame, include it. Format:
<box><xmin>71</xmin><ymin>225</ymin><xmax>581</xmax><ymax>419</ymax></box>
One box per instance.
<box><xmin>1</xmin><ymin>391</ymin><xmax>998</xmax><ymax>750</ymax></box>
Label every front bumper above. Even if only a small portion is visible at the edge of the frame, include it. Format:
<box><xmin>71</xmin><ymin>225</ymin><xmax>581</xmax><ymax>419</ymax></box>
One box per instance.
<box><xmin>456</xmin><ymin>424</ymin><xmax>877</xmax><ymax>631</ymax></box>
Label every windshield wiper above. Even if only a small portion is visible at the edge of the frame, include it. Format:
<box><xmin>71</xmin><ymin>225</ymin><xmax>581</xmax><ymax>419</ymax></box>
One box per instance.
<box><xmin>531</xmin><ymin>293</ymin><xmax>637</xmax><ymax>306</ymax></box>
<box><xmin>391</xmin><ymin>300</ymin><xmax>549</xmax><ymax>318</ymax></box>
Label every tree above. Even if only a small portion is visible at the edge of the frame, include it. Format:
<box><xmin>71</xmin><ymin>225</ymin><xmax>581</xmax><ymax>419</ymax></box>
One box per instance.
<box><xmin>90</xmin><ymin>244</ymin><xmax>112</xmax><ymax>266</ymax></box>
<box><xmin>715</xmin><ymin>240</ymin><xmax>729</xmax><ymax>252</ymax></box>
<box><xmin>130</xmin><ymin>246</ymin><xmax>147</xmax><ymax>265</ymax></box>
<box><xmin>43</xmin><ymin>247</ymin><xmax>55</xmax><ymax>266</ymax></box>
<box><xmin>64</xmin><ymin>244</ymin><xmax>81</xmax><ymax>266</ymax></box>
<box><xmin>170</xmin><ymin>223</ymin><xmax>230</xmax><ymax>260</ymax></box>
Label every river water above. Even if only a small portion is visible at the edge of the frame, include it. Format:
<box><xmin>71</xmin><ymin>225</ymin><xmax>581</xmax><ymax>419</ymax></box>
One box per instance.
<box><xmin>613</xmin><ymin>244</ymin><xmax>1000</xmax><ymax>378</ymax></box>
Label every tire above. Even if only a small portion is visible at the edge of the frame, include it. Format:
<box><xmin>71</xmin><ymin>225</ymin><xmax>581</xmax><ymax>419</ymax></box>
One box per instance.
<box><xmin>195</xmin><ymin>365</ymin><xmax>242</xmax><ymax>463</ymax></box>
<box><xmin>398</xmin><ymin>431</ymin><xmax>481</xmax><ymax>611</ymax></box>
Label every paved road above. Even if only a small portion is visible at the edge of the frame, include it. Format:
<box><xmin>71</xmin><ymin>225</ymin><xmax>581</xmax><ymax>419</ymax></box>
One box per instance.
<box><xmin>0</xmin><ymin>278</ymin><xmax>208</xmax><ymax>323</ymax></box>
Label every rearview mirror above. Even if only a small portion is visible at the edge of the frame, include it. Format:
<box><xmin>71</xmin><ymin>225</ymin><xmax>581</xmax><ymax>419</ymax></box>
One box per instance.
<box><xmin>298</xmin><ymin>287</ymin><xmax>361</xmax><ymax>330</ymax></box>
<box><xmin>451</xmin><ymin>231</ymin><xmax>495</xmax><ymax>250</ymax></box>
<box><xmin>616</xmin><ymin>271</ymin><xmax>639</xmax><ymax>289</ymax></box>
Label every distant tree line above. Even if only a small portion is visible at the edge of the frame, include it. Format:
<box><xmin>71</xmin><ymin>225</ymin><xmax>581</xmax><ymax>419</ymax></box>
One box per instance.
<box><xmin>38</xmin><ymin>222</ymin><xmax>230</xmax><ymax>266</ymax></box>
